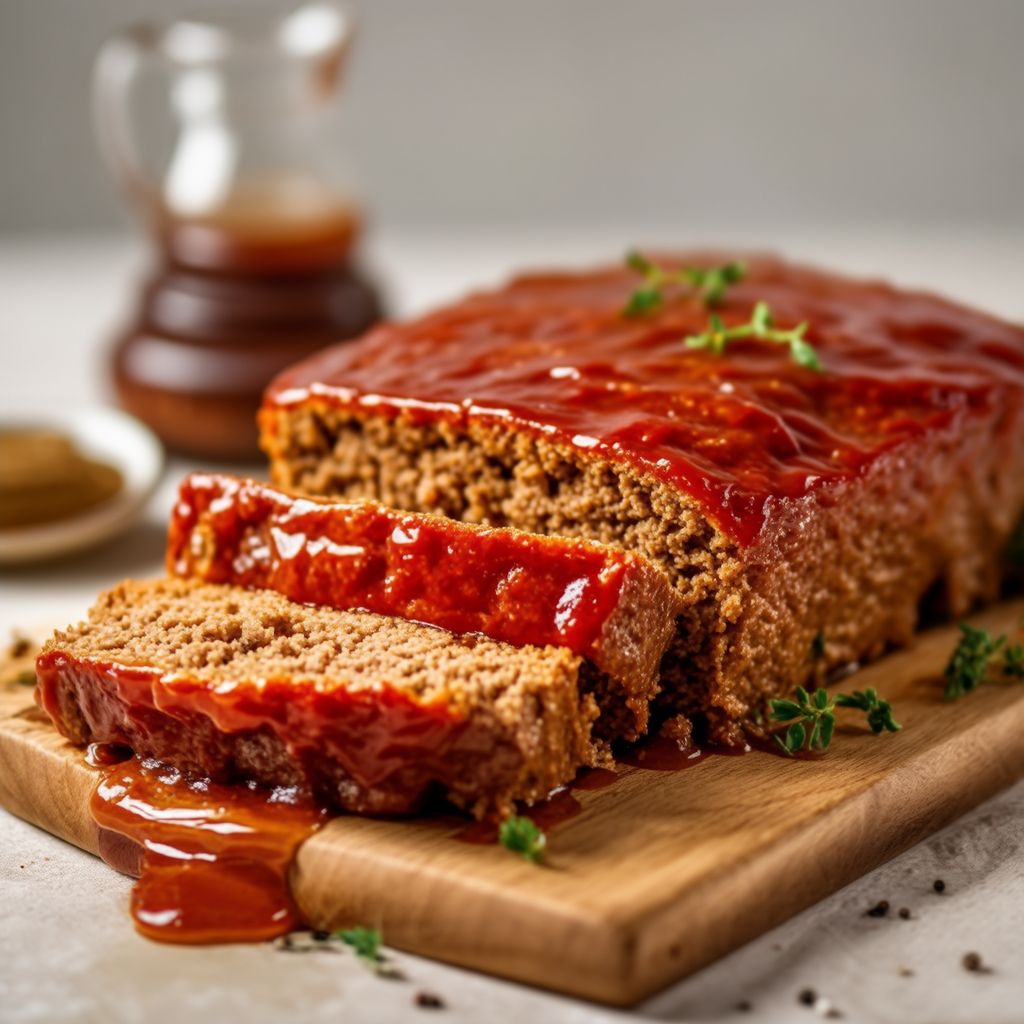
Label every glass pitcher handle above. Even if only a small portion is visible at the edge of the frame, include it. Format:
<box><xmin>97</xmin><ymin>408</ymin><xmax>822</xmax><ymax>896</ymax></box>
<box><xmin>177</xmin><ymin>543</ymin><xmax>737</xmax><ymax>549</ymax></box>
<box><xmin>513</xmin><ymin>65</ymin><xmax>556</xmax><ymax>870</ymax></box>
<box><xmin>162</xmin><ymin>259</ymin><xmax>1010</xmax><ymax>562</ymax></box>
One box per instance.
<box><xmin>92</xmin><ymin>28</ymin><xmax>158</xmax><ymax>210</ymax></box>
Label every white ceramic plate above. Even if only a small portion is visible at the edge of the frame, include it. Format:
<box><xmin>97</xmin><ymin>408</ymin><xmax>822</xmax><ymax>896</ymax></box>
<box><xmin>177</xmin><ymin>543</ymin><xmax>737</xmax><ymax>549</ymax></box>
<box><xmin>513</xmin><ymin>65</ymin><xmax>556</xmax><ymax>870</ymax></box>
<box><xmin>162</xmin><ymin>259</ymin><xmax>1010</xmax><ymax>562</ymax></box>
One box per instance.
<box><xmin>0</xmin><ymin>406</ymin><xmax>164</xmax><ymax>565</ymax></box>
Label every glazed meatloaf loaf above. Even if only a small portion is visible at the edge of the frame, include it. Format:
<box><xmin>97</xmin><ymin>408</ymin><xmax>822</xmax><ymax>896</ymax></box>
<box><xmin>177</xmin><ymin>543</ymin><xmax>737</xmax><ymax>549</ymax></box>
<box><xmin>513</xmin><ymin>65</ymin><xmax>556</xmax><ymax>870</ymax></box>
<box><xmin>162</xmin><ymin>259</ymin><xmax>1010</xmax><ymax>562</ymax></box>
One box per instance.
<box><xmin>36</xmin><ymin>578</ymin><xmax>612</xmax><ymax>818</ymax></box>
<box><xmin>260</xmin><ymin>253</ymin><xmax>1024</xmax><ymax>744</ymax></box>
<box><xmin>167</xmin><ymin>472</ymin><xmax>678</xmax><ymax>739</ymax></box>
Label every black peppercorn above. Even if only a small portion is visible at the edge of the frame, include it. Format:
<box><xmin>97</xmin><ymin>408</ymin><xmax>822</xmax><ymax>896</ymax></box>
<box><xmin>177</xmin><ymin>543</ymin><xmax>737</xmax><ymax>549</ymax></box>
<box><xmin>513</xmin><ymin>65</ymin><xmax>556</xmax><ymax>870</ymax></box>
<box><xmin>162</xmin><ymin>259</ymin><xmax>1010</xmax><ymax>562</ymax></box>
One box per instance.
<box><xmin>415</xmin><ymin>991</ymin><xmax>445</xmax><ymax>1009</ymax></box>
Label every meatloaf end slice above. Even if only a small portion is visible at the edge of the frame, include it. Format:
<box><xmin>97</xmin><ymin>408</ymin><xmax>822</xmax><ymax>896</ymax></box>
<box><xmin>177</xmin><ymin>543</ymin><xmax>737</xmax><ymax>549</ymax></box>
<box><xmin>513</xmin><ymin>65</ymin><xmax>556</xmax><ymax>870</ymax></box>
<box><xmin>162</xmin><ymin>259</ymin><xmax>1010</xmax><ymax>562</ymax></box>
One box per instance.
<box><xmin>36</xmin><ymin>578</ymin><xmax>608</xmax><ymax>819</ymax></box>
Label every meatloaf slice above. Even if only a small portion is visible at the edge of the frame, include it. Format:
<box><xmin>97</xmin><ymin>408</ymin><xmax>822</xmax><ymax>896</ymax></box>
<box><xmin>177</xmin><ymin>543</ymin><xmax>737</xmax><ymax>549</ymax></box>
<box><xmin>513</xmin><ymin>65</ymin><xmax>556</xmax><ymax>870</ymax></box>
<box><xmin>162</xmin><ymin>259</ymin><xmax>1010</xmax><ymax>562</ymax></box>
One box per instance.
<box><xmin>36</xmin><ymin>578</ymin><xmax>609</xmax><ymax>818</ymax></box>
<box><xmin>166</xmin><ymin>472</ymin><xmax>678</xmax><ymax>740</ymax></box>
<box><xmin>260</xmin><ymin>253</ymin><xmax>1024</xmax><ymax>744</ymax></box>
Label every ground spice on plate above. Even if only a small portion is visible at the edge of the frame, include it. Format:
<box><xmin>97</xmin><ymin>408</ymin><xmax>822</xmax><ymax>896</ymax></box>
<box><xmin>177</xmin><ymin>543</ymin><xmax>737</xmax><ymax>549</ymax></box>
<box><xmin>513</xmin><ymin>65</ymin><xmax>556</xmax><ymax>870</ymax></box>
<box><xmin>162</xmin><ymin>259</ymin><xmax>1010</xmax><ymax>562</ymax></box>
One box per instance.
<box><xmin>0</xmin><ymin>429</ymin><xmax>122</xmax><ymax>529</ymax></box>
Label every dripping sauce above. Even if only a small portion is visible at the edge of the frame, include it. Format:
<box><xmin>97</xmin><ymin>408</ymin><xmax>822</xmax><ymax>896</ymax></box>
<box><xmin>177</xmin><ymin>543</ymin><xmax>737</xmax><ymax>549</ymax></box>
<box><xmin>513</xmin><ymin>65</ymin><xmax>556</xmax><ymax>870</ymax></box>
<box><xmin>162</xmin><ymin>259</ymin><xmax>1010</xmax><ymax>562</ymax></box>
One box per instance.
<box><xmin>90</xmin><ymin>756</ymin><xmax>326</xmax><ymax>944</ymax></box>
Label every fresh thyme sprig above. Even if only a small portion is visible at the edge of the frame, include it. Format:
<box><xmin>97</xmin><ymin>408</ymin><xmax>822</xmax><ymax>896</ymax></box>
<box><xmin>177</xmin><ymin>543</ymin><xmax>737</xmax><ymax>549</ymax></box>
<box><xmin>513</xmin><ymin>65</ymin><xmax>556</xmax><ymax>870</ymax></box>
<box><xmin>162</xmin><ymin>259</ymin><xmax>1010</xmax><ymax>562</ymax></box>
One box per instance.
<box><xmin>944</xmin><ymin>623</ymin><xmax>1024</xmax><ymax>699</ymax></box>
<box><xmin>770</xmin><ymin>686</ymin><xmax>835</xmax><ymax>755</ymax></box>
<box><xmin>835</xmin><ymin>688</ymin><xmax>902</xmax><ymax>734</ymax></box>
<box><xmin>685</xmin><ymin>301</ymin><xmax>821</xmax><ymax>371</ymax></box>
<box><xmin>498</xmin><ymin>815</ymin><xmax>546</xmax><ymax>863</ymax></box>
<box><xmin>623</xmin><ymin>250</ymin><xmax>746</xmax><ymax>316</ymax></box>
<box><xmin>769</xmin><ymin>684</ymin><xmax>901</xmax><ymax>755</ymax></box>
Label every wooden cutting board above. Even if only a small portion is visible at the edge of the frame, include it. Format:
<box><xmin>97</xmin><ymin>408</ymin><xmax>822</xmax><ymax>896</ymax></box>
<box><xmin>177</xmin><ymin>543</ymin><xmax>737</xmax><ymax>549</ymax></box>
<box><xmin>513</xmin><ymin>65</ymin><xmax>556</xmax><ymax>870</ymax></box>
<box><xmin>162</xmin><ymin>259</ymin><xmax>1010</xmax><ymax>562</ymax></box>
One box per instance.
<box><xmin>3</xmin><ymin>602</ymin><xmax>1024</xmax><ymax>1006</ymax></box>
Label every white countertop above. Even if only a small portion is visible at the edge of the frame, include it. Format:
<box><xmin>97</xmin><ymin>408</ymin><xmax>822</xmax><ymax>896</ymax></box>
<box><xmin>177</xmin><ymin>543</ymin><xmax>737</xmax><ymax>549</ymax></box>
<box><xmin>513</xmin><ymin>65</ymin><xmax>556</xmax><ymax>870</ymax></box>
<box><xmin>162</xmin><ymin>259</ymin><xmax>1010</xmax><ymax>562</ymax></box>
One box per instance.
<box><xmin>2</xmin><ymin>228</ymin><xmax>1023</xmax><ymax>1024</ymax></box>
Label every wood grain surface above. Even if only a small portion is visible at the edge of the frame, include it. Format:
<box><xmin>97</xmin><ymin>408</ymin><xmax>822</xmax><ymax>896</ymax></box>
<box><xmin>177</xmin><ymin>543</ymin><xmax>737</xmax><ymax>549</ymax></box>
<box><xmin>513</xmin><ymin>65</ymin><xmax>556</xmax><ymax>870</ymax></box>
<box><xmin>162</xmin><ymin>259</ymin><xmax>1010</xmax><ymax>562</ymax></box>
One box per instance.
<box><xmin>2</xmin><ymin>602</ymin><xmax>1024</xmax><ymax>1006</ymax></box>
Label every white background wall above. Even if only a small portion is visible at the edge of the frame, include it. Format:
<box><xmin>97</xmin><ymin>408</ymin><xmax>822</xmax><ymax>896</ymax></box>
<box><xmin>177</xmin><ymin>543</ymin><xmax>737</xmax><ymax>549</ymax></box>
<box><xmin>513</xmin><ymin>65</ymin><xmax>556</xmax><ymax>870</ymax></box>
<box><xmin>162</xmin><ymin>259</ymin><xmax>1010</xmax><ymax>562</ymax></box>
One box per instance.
<box><xmin>1</xmin><ymin>0</ymin><xmax>1022</xmax><ymax>235</ymax></box>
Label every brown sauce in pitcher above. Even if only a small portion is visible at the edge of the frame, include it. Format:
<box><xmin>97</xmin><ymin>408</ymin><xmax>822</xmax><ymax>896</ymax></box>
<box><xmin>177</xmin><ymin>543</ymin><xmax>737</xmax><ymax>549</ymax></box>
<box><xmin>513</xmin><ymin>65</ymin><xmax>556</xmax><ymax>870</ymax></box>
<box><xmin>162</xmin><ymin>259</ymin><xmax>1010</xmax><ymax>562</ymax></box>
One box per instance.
<box><xmin>113</xmin><ymin>178</ymin><xmax>382</xmax><ymax>460</ymax></box>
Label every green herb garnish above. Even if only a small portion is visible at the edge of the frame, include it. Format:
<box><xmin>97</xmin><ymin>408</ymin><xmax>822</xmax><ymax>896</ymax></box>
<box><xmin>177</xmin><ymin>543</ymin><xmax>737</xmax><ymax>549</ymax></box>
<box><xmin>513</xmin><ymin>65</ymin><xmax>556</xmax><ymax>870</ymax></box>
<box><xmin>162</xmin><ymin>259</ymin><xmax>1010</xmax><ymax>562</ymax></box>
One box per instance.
<box><xmin>944</xmin><ymin>623</ymin><xmax>1024</xmax><ymax>698</ymax></box>
<box><xmin>770</xmin><ymin>684</ymin><xmax>901</xmax><ymax>755</ymax></box>
<box><xmin>685</xmin><ymin>301</ymin><xmax>821</xmax><ymax>370</ymax></box>
<box><xmin>834</xmin><ymin>688</ymin><xmax>901</xmax><ymax>734</ymax></box>
<box><xmin>769</xmin><ymin>686</ymin><xmax>836</xmax><ymax>755</ymax></box>
<box><xmin>944</xmin><ymin>623</ymin><xmax>1005</xmax><ymax>699</ymax></box>
<box><xmin>498</xmin><ymin>815</ymin><xmax>546</xmax><ymax>863</ymax></box>
<box><xmin>1004</xmin><ymin>642</ymin><xmax>1024</xmax><ymax>679</ymax></box>
<box><xmin>335</xmin><ymin>926</ymin><xmax>384</xmax><ymax>967</ymax></box>
<box><xmin>277</xmin><ymin>927</ymin><xmax>397</xmax><ymax>975</ymax></box>
<box><xmin>623</xmin><ymin>250</ymin><xmax>745</xmax><ymax>315</ymax></box>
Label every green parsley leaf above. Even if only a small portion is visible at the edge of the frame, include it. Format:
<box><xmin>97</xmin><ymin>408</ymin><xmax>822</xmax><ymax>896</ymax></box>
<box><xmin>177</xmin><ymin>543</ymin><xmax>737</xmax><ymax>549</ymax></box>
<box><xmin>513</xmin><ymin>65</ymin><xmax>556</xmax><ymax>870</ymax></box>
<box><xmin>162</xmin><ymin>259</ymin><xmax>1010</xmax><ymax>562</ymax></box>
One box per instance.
<box><xmin>835</xmin><ymin>688</ymin><xmax>902</xmax><ymax>733</ymax></box>
<box><xmin>498</xmin><ymin>815</ymin><xmax>546</xmax><ymax>863</ymax></box>
<box><xmin>686</xmin><ymin>300</ymin><xmax>821</xmax><ymax>371</ymax></box>
<box><xmin>622</xmin><ymin>251</ymin><xmax>746</xmax><ymax>316</ymax></box>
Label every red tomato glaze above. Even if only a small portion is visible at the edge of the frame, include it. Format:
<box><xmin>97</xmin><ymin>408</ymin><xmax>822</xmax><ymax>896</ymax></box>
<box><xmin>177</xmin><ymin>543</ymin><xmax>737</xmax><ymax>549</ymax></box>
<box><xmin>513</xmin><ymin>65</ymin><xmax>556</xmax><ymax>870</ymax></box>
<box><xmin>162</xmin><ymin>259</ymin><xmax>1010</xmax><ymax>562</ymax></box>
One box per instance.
<box><xmin>266</xmin><ymin>254</ymin><xmax>1024</xmax><ymax>545</ymax></box>
<box><xmin>167</xmin><ymin>473</ymin><xmax>642</xmax><ymax>659</ymax></box>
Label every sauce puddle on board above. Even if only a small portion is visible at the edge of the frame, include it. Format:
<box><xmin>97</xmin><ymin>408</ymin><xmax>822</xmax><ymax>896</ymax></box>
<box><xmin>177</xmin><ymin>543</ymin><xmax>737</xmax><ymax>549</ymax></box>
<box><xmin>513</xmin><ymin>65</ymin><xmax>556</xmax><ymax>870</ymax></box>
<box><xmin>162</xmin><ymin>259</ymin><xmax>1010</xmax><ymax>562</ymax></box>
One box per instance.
<box><xmin>90</xmin><ymin>736</ymin><xmax>769</xmax><ymax>933</ymax></box>
<box><xmin>455</xmin><ymin>766</ymin><xmax>619</xmax><ymax>844</ymax></box>
<box><xmin>617</xmin><ymin>736</ymin><xmax>753</xmax><ymax>771</ymax></box>
<box><xmin>90</xmin><ymin>756</ymin><xmax>327</xmax><ymax>944</ymax></box>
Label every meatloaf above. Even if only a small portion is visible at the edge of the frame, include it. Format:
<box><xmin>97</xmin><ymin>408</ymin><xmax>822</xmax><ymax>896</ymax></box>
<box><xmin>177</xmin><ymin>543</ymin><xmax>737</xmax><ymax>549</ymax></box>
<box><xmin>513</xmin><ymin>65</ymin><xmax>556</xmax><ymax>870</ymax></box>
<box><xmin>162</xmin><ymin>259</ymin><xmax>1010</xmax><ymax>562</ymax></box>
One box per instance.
<box><xmin>36</xmin><ymin>578</ymin><xmax>610</xmax><ymax>818</ymax></box>
<box><xmin>167</xmin><ymin>472</ymin><xmax>678</xmax><ymax>739</ymax></box>
<box><xmin>260</xmin><ymin>253</ymin><xmax>1024</xmax><ymax>744</ymax></box>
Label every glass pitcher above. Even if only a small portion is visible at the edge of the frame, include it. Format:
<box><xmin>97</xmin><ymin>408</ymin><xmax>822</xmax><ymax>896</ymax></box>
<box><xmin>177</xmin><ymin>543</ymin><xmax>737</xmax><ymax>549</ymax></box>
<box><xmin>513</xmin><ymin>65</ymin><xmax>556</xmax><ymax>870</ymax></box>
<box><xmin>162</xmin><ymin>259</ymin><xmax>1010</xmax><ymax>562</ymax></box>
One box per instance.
<box><xmin>94</xmin><ymin>1</ymin><xmax>382</xmax><ymax>459</ymax></box>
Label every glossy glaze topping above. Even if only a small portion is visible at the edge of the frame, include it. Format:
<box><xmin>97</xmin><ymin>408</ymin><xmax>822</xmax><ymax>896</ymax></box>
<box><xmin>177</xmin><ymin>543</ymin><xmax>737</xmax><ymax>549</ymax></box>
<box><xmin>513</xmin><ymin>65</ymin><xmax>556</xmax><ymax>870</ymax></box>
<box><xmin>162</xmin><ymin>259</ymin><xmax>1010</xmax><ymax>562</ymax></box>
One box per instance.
<box><xmin>90</xmin><ymin>755</ymin><xmax>326</xmax><ymax>944</ymax></box>
<box><xmin>36</xmin><ymin>650</ymin><xmax>468</xmax><ymax>800</ymax></box>
<box><xmin>168</xmin><ymin>473</ymin><xmax>647</xmax><ymax>659</ymax></box>
<box><xmin>267</xmin><ymin>254</ymin><xmax>1024</xmax><ymax>544</ymax></box>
